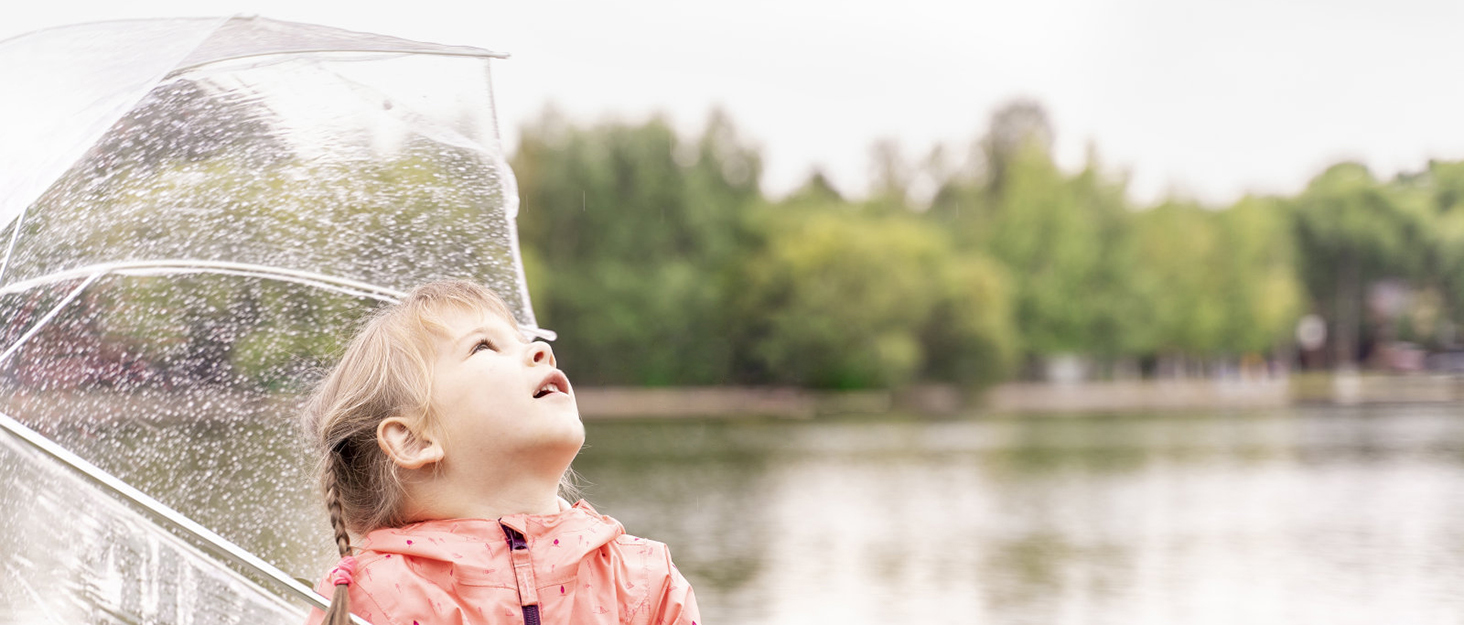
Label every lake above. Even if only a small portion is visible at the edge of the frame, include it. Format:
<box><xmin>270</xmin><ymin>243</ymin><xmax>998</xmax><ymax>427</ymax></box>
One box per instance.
<box><xmin>575</xmin><ymin>405</ymin><xmax>1464</xmax><ymax>624</ymax></box>
<box><xmin>4</xmin><ymin>401</ymin><xmax>1464</xmax><ymax>624</ymax></box>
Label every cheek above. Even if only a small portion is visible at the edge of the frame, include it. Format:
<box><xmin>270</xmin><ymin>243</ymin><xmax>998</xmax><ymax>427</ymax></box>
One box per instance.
<box><xmin>433</xmin><ymin>382</ymin><xmax>478</xmax><ymax>419</ymax></box>
<box><xmin>439</xmin><ymin>361</ymin><xmax>518</xmax><ymax>402</ymax></box>
<box><xmin>432</xmin><ymin>374</ymin><xmax>519</xmax><ymax>433</ymax></box>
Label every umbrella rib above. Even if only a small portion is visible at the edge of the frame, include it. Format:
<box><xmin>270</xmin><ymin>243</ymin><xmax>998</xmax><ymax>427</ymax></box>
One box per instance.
<box><xmin>0</xmin><ymin>272</ymin><xmax>99</xmax><ymax>367</ymax></box>
<box><xmin>0</xmin><ymin>262</ymin><xmax>396</xmax><ymax>369</ymax></box>
<box><xmin>170</xmin><ymin>48</ymin><xmax>508</xmax><ymax>76</ymax></box>
<box><xmin>0</xmin><ymin>259</ymin><xmax>404</xmax><ymax>301</ymax></box>
<box><xmin>0</xmin><ymin>259</ymin><xmax>558</xmax><ymax>341</ymax></box>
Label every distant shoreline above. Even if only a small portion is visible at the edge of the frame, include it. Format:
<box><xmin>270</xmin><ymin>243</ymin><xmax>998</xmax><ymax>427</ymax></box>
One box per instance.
<box><xmin>4</xmin><ymin>374</ymin><xmax>1456</xmax><ymax>424</ymax></box>
<box><xmin>576</xmin><ymin>373</ymin><xmax>1464</xmax><ymax>419</ymax></box>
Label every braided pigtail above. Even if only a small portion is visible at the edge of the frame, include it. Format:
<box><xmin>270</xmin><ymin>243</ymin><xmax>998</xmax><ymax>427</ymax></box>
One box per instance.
<box><xmin>322</xmin><ymin>469</ymin><xmax>356</xmax><ymax>625</ymax></box>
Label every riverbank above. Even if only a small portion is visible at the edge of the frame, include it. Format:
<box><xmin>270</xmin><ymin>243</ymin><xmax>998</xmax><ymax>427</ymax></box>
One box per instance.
<box><xmin>3</xmin><ymin>373</ymin><xmax>1456</xmax><ymax>423</ymax></box>
<box><xmin>575</xmin><ymin>373</ymin><xmax>1464</xmax><ymax>418</ymax></box>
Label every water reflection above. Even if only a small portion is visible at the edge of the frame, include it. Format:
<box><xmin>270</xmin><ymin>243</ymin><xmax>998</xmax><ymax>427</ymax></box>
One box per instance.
<box><xmin>576</xmin><ymin>407</ymin><xmax>1464</xmax><ymax>624</ymax></box>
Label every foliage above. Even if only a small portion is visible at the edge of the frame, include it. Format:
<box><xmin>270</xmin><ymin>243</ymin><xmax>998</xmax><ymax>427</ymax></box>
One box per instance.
<box><xmin>38</xmin><ymin>91</ymin><xmax>1464</xmax><ymax>391</ymax></box>
<box><xmin>1125</xmin><ymin>198</ymin><xmax>1303</xmax><ymax>357</ymax></box>
<box><xmin>511</xmin><ymin>100</ymin><xmax>1464</xmax><ymax>386</ymax></box>
<box><xmin>727</xmin><ymin>204</ymin><xmax>1014</xmax><ymax>388</ymax></box>
<box><xmin>511</xmin><ymin>110</ymin><xmax>754</xmax><ymax>385</ymax></box>
<box><xmin>1290</xmin><ymin>163</ymin><xmax>1432</xmax><ymax>363</ymax></box>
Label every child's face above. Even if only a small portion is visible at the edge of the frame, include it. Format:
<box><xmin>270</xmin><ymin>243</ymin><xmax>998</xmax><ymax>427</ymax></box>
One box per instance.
<box><xmin>425</xmin><ymin>306</ymin><xmax>583</xmax><ymax>481</ymax></box>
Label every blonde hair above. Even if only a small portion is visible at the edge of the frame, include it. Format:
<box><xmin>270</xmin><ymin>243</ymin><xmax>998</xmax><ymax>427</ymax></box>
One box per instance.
<box><xmin>302</xmin><ymin>279</ymin><xmax>560</xmax><ymax>625</ymax></box>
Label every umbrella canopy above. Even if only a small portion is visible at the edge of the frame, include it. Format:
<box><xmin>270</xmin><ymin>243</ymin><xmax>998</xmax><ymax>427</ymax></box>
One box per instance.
<box><xmin>0</xmin><ymin>16</ymin><xmax>542</xmax><ymax>328</ymax></box>
<box><xmin>0</xmin><ymin>16</ymin><xmax>544</xmax><ymax>623</ymax></box>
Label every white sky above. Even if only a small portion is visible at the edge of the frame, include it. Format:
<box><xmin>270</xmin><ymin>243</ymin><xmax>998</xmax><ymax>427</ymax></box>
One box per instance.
<box><xmin>4</xmin><ymin>0</ymin><xmax>1462</xmax><ymax>205</ymax></box>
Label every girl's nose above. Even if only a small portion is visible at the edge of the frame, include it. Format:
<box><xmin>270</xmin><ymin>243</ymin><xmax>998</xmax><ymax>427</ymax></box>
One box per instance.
<box><xmin>527</xmin><ymin>341</ymin><xmax>555</xmax><ymax>367</ymax></box>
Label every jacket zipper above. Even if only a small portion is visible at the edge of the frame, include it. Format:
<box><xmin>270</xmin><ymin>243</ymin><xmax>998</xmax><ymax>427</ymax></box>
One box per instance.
<box><xmin>501</xmin><ymin>524</ymin><xmax>541</xmax><ymax>625</ymax></box>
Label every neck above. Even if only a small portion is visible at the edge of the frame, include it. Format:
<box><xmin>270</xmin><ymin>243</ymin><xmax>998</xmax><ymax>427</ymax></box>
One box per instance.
<box><xmin>403</xmin><ymin>469</ymin><xmax>564</xmax><ymax>522</ymax></box>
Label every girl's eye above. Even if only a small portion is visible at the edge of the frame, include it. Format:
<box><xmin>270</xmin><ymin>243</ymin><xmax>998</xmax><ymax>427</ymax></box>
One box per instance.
<box><xmin>472</xmin><ymin>338</ymin><xmax>497</xmax><ymax>354</ymax></box>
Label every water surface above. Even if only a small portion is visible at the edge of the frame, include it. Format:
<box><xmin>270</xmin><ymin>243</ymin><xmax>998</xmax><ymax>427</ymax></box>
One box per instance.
<box><xmin>573</xmin><ymin>406</ymin><xmax>1464</xmax><ymax>625</ymax></box>
<box><xmin>7</xmin><ymin>403</ymin><xmax>1464</xmax><ymax>624</ymax></box>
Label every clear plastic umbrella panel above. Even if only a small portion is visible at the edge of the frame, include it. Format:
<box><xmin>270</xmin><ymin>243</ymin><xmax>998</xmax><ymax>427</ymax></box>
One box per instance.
<box><xmin>0</xmin><ymin>16</ymin><xmax>546</xmax><ymax>623</ymax></box>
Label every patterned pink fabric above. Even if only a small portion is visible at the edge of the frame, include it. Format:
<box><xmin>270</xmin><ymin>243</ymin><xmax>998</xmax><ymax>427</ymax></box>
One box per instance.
<box><xmin>306</xmin><ymin>501</ymin><xmax>700</xmax><ymax>625</ymax></box>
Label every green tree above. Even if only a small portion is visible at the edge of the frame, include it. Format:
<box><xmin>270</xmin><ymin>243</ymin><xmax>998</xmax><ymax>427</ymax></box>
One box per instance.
<box><xmin>1124</xmin><ymin>198</ymin><xmax>1301</xmax><ymax>361</ymax></box>
<box><xmin>729</xmin><ymin>203</ymin><xmax>1013</xmax><ymax>388</ymax></box>
<box><xmin>1291</xmin><ymin>163</ymin><xmax>1429</xmax><ymax>366</ymax></box>
<box><xmin>1126</xmin><ymin>201</ymin><xmax>1227</xmax><ymax>356</ymax></box>
<box><xmin>512</xmin><ymin>110</ymin><xmax>758</xmax><ymax>385</ymax></box>
<box><xmin>979</xmin><ymin>141</ymin><xmax>1133</xmax><ymax>360</ymax></box>
<box><xmin>1409</xmin><ymin>160</ymin><xmax>1464</xmax><ymax>343</ymax></box>
<box><xmin>1214</xmin><ymin>196</ymin><xmax>1304</xmax><ymax>355</ymax></box>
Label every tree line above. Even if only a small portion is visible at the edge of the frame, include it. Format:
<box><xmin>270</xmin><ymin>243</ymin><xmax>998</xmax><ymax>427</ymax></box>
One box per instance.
<box><xmin>4</xmin><ymin>93</ymin><xmax>1447</xmax><ymax>393</ymax></box>
<box><xmin>513</xmin><ymin>101</ymin><xmax>1458</xmax><ymax>389</ymax></box>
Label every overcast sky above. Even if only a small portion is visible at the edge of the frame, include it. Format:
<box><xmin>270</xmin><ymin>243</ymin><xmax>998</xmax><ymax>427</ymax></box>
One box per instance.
<box><xmin>4</xmin><ymin>0</ymin><xmax>1462</xmax><ymax>205</ymax></box>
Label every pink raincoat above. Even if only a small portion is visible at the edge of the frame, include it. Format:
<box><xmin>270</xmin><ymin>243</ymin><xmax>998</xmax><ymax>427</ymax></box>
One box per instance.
<box><xmin>306</xmin><ymin>500</ymin><xmax>700</xmax><ymax>625</ymax></box>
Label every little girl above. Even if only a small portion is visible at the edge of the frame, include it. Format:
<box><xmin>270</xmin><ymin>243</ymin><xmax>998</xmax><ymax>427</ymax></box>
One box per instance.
<box><xmin>302</xmin><ymin>280</ymin><xmax>699</xmax><ymax>625</ymax></box>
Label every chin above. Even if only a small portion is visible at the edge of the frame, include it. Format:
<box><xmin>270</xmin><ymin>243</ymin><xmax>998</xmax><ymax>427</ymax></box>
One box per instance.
<box><xmin>526</xmin><ymin>397</ymin><xmax>583</xmax><ymax>450</ymax></box>
<box><xmin>562</xmin><ymin>419</ymin><xmax>587</xmax><ymax>449</ymax></box>
<box><xmin>555</xmin><ymin>398</ymin><xmax>584</xmax><ymax>427</ymax></box>
<box><xmin>544</xmin><ymin>411</ymin><xmax>586</xmax><ymax>448</ymax></box>
<box><xmin>535</xmin><ymin>427</ymin><xmax>586</xmax><ymax>474</ymax></box>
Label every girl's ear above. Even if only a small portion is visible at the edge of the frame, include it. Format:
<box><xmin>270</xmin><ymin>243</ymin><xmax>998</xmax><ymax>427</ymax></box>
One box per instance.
<box><xmin>377</xmin><ymin>417</ymin><xmax>445</xmax><ymax>470</ymax></box>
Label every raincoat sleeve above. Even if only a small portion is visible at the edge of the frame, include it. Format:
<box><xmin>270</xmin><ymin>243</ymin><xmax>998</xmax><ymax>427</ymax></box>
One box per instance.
<box><xmin>653</xmin><ymin>546</ymin><xmax>701</xmax><ymax>625</ymax></box>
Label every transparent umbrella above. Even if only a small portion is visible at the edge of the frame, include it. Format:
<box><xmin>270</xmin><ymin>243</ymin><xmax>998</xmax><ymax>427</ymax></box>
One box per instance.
<box><xmin>0</xmin><ymin>16</ymin><xmax>545</xmax><ymax>624</ymax></box>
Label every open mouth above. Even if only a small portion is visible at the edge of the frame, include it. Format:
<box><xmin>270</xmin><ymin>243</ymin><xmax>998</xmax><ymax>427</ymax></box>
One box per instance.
<box><xmin>533</xmin><ymin>371</ymin><xmax>570</xmax><ymax>399</ymax></box>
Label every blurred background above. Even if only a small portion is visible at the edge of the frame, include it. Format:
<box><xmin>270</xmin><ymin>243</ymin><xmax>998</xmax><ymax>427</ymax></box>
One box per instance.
<box><xmin>7</xmin><ymin>1</ymin><xmax>1464</xmax><ymax>395</ymax></box>
<box><xmin>5</xmin><ymin>2</ymin><xmax>1464</xmax><ymax>624</ymax></box>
